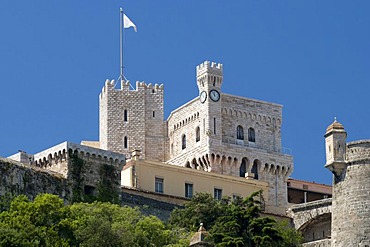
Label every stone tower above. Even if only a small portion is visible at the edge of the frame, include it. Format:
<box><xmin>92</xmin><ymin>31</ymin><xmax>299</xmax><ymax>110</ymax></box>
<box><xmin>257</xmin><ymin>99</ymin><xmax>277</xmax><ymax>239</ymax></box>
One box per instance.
<box><xmin>99</xmin><ymin>79</ymin><xmax>165</xmax><ymax>161</ymax></box>
<box><xmin>325</xmin><ymin>120</ymin><xmax>370</xmax><ymax>246</ymax></box>
<box><xmin>196</xmin><ymin>61</ymin><xmax>223</xmax><ymax>141</ymax></box>
<box><xmin>166</xmin><ymin>61</ymin><xmax>293</xmax><ymax>214</ymax></box>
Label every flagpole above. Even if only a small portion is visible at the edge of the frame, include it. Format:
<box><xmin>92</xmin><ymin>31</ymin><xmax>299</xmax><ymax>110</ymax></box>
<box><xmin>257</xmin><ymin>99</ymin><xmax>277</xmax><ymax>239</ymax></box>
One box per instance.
<box><xmin>120</xmin><ymin>8</ymin><xmax>124</xmax><ymax>82</ymax></box>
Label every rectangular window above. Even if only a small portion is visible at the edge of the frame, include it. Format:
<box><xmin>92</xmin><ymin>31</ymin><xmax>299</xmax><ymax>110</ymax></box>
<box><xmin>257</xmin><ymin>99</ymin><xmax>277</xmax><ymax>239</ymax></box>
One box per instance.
<box><xmin>153</xmin><ymin>111</ymin><xmax>155</xmax><ymax>118</ymax></box>
<box><xmin>185</xmin><ymin>183</ymin><xmax>193</xmax><ymax>198</ymax></box>
<box><xmin>155</xmin><ymin>177</ymin><xmax>164</xmax><ymax>193</ymax></box>
<box><xmin>214</xmin><ymin>188</ymin><xmax>222</xmax><ymax>200</ymax></box>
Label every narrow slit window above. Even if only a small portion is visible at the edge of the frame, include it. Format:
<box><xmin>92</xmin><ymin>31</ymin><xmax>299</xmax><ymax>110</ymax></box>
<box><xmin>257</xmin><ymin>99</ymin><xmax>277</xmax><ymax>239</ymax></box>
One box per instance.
<box><xmin>124</xmin><ymin>109</ymin><xmax>128</xmax><ymax>122</ymax></box>
<box><xmin>196</xmin><ymin>127</ymin><xmax>200</xmax><ymax>142</ymax></box>
<box><xmin>182</xmin><ymin>134</ymin><xmax>186</xmax><ymax>149</ymax></box>
<box><xmin>124</xmin><ymin>136</ymin><xmax>128</xmax><ymax>149</ymax></box>
<box><xmin>214</xmin><ymin>117</ymin><xmax>216</xmax><ymax>135</ymax></box>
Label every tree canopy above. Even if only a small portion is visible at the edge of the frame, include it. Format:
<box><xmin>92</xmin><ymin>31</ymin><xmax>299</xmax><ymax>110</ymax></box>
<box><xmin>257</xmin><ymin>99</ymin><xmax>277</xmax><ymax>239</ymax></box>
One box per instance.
<box><xmin>170</xmin><ymin>191</ymin><xmax>303</xmax><ymax>247</ymax></box>
<box><xmin>0</xmin><ymin>194</ymin><xmax>189</xmax><ymax>247</ymax></box>
<box><xmin>0</xmin><ymin>192</ymin><xmax>302</xmax><ymax>247</ymax></box>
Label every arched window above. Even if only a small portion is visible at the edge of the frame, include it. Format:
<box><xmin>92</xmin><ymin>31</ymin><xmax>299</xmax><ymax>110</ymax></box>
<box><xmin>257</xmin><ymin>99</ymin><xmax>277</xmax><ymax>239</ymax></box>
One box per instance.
<box><xmin>196</xmin><ymin>127</ymin><xmax>200</xmax><ymax>142</ymax></box>
<box><xmin>248</xmin><ymin>127</ymin><xmax>255</xmax><ymax>142</ymax></box>
<box><xmin>182</xmin><ymin>134</ymin><xmax>186</xmax><ymax>150</ymax></box>
<box><xmin>251</xmin><ymin>160</ymin><xmax>259</xmax><ymax>180</ymax></box>
<box><xmin>239</xmin><ymin>159</ymin><xmax>247</xmax><ymax>177</ymax></box>
<box><xmin>124</xmin><ymin>109</ymin><xmax>128</xmax><ymax>122</ymax></box>
<box><xmin>123</xmin><ymin>136</ymin><xmax>128</xmax><ymax>149</ymax></box>
<box><xmin>237</xmin><ymin>125</ymin><xmax>244</xmax><ymax>140</ymax></box>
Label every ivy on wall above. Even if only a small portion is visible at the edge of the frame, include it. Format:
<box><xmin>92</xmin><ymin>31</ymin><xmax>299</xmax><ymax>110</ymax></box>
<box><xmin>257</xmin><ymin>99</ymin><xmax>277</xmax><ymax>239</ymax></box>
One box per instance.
<box><xmin>69</xmin><ymin>149</ymin><xmax>85</xmax><ymax>203</ymax></box>
<box><xmin>68</xmin><ymin>149</ymin><xmax>119</xmax><ymax>204</ymax></box>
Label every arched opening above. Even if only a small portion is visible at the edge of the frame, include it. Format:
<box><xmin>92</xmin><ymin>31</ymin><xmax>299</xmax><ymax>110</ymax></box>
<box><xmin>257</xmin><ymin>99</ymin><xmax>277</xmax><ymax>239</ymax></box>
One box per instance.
<box><xmin>248</xmin><ymin>127</ymin><xmax>255</xmax><ymax>142</ymax></box>
<box><xmin>239</xmin><ymin>158</ymin><xmax>248</xmax><ymax>177</ymax></box>
<box><xmin>196</xmin><ymin>126</ymin><xmax>200</xmax><ymax>142</ymax></box>
<box><xmin>251</xmin><ymin>159</ymin><xmax>260</xmax><ymax>179</ymax></box>
<box><xmin>237</xmin><ymin>125</ymin><xmax>244</xmax><ymax>140</ymax></box>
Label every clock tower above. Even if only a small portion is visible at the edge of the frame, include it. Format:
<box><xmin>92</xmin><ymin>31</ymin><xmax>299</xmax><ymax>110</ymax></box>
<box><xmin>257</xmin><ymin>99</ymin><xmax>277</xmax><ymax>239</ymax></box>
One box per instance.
<box><xmin>196</xmin><ymin>61</ymin><xmax>223</xmax><ymax>146</ymax></box>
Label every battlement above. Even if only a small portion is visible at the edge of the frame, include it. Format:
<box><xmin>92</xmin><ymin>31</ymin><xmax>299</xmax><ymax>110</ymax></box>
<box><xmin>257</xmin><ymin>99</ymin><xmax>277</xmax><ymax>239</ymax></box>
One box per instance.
<box><xmin>100</xmin><ymin>79</ymin><xmax>164</xmax><ymax>99</ymax></box>
<box><xmin>196</xmin><ymin>61</ymin><xmax>223</xmax><ymax>77</ymax></box>
<box><xmin>135</xmin><ymin>81</ymin><xmax>164</xmax><ymax>92</ymax></box>
<box><xmin>346</xmin><ymin>140</ymin><xmax>370</xmax><ymax>163</ymax></box>
<box><xmin>32</xmin><ymin>142</ymin><xmax>126</xmax><ymax>178</ymax></box>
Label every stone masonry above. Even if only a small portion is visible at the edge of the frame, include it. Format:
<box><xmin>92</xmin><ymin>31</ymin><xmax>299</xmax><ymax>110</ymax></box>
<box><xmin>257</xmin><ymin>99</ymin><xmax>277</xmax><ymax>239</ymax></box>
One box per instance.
<box><xmin>8</xmin><ymin>142</ymin><xmax>125</xmax><ymax>202</ymax></box>
<box><xmin>100</xmin><ymin>80</ymin><xmax>165</xmax><ymax>161</ymax></box>
<box><xmin>325</xmin><ymin>120</ymin><xmax>370</xmax><ymax>247</ymax></box>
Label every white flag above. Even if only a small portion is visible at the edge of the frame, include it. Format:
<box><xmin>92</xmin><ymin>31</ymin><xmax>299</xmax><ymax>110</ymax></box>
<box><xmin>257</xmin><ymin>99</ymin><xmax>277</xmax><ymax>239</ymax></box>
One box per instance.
<box><xmin>123</xmin><ymin>14</ymin><xmax>137</xmax><ymax>32</ymax></box>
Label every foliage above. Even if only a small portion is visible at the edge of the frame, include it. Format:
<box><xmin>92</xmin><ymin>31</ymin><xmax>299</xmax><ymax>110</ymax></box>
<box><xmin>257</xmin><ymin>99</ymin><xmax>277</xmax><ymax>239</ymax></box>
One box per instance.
<box><xmin>169</xmin><ymin>192</ymin><xmax>224</xmax><ymax>231</ymax></box>
<box><xmin>0</xmin><ymin>194</ymin><xmax>189</xmax><ymax>247</ymax></box>
<box><xmin>0</xmin><ymin>192</ymin><xmax>302</xmax><ymax>246</ymax></box>
<box><xmin>96</xmin><ymin>164</ymin><xmax>119</xmax><ymax>204</ymax></box>
<box><xmin>170</xmin><ymin>191</ymin><xmax>303</xmax><ymax>247</ymax></box>
<box><xmin>69</xmin><ymin>150</ymin><xmax>120</xmax><ymax>204</ymax></box>
<box><xmin>275</xmin><ymin>220</ymin><xmax>304</xmax><ymax>247</ymax></box>
<box><xmin>69</xmin><ymin>150</ymin><xmax>85</xmax><ymax>203</ymax></box>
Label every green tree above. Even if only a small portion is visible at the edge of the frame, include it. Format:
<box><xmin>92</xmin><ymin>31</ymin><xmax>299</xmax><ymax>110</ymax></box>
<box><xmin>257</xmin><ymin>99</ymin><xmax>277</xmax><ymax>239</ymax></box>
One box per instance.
<box><xmin>170</xmin><ymin>191</ymin><xmax>302</xmax><ymax>247</ymax></box>
<box><xmin>0</xmin><ymin>194</ymin><xmax>70</xmax><ymax>246</ymax></box>
<box><xmin>169</xmin><ymin>192</ymin><xmax>224</xmax><ymax>231</ymax></box>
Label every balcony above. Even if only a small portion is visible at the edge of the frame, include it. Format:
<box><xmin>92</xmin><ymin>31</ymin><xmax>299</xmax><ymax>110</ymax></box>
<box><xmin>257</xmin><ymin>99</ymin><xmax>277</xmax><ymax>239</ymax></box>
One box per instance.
<box><xmin>221</xmin><ymin>135</ymin><xmax>292</xmax><ymax>155</ymax></box>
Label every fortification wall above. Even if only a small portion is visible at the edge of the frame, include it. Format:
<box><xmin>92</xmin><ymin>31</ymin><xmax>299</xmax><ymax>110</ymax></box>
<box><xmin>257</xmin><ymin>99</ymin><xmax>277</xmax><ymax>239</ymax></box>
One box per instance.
<box><xmin>330</xmin><ymin>140</ymin><xmax>370</xmax><ymax>246</ymax></box>
<box><xmin>0</xmin><ymin>157</ymin><xmax>177</xmax><ymax>220</ymax></box>
<box><xmin>0</xmin><ymin>157</ymin><xmax>71</xmax><ymax>202</ymax></box>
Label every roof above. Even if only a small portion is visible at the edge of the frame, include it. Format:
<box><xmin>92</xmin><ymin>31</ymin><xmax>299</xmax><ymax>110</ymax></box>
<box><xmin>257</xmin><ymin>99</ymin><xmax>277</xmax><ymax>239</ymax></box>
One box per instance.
<box><xmin>325</xmin><ymin>118</ymin><xmax>346</xmax><ymax>136</ymax></box>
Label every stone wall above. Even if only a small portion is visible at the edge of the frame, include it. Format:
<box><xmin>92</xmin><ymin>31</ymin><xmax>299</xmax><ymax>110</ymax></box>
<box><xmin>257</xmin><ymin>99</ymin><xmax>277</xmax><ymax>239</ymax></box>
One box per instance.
<box><xmin>0</xmin><ymin>157</ymin><xmax>178</xmax><ymax>221</ymax></box>
<box><xmin>287</xmin><ymin>198</ymin><xmax>332</xmax><ymax>245</ymax></box>
<box><xmin>221</xmin><ymin>94</ymin><xmax>282</xmax><ymax>153</ymax></box>
<box><xmin>6</xmin><ymin>142</ymin><xmax>125</xmax><ymax>203</ymax></box>
<box><xmin>330</xmin><ymin>140</ymin><xmax>370</xmax><ymax>246</ymax></box>
<box><xmin>302</xmin><ymin>239</ymin><xmax>331</xmax><ymax>247</ymax></box>
<box><xmin>0</xmin><ymin>157</ymin><xmax>71</xmax><ymax>202</ymax></box>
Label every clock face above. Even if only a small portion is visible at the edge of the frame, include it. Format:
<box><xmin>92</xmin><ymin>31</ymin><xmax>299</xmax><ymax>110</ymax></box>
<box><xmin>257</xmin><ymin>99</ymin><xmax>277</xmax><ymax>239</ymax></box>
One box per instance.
<box><xmin>209</xmin><ymin>89</ymin><xmax>220</xmax><ymax>102</ymax></box>
<box><xmin>200</xmin><ymin>91</ymin><xmax>207</xmax><ymax>103</ymax></box>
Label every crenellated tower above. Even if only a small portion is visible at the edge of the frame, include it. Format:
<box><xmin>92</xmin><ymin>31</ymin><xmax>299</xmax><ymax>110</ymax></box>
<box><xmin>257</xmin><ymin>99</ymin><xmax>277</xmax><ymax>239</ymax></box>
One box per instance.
<box><xmin>166</xmin><ymin>61</ymin><xmax>293</xmax><ymax>215</ymax></box>
<box><xmin>99</xmin><ymin>79</ymin><xmax>165</xmax><ymax>161</ymax></box>
<box><xmin>196</xmin><ymin>61</ymin><xmax>223</xmax><ymax>145</ymax></box>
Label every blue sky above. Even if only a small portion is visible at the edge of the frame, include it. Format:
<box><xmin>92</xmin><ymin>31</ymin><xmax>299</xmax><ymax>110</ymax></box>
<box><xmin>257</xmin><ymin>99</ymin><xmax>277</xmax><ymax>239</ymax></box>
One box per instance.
<box><xmin>1</xmin><ymin>1</ymin><xmax>370</xmax><ymax>185</ymax></box>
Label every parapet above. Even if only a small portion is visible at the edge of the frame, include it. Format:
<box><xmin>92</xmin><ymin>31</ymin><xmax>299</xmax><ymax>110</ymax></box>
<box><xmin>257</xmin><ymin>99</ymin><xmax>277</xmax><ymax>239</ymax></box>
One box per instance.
<box><xmin>99</xmin><ymin>79</ymin><xmax>164</xmax><ymax>98</ymax></box>
<box><xmin>33</xmin><ymin>141</ymin><xmax>126</xmax><ymax>169</ymax></box>
<box><xmin>196</xmin><ymin>60</ymin><xmax>223</xmax><ymax>77</ymax></box>
<box><xmin>346</xmin><ymin>140</ymin><xmax>370</xmax><ymax>164</ymax></box>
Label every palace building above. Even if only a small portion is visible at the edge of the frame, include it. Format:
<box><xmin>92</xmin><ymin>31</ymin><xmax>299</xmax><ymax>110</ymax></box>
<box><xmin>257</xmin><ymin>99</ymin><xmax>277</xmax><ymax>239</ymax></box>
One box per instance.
<box><xmin>96</xmin><ymin>60</ymin><xmax>294</xmax><ymax>215</ymax></box>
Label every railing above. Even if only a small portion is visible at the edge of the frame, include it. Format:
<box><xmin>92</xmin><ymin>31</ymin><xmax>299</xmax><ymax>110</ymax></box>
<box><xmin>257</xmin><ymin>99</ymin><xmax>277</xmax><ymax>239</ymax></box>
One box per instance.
<box><xmin>221</xmin><ymin>135</ymin><xmax>292</xmax><ymax>155</ymax></box>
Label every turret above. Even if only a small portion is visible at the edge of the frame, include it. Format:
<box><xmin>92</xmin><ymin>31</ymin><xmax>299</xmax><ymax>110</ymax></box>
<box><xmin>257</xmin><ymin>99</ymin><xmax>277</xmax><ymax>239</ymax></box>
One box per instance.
<box><xmin>324</xmin><ymin>118</ymin><xmax>347</xmax><ymax>178</ymax></box>
<box><xmin>196</xmin><ymin>61</ymin><xmax>223</xmax><ymax>92</ymax></box>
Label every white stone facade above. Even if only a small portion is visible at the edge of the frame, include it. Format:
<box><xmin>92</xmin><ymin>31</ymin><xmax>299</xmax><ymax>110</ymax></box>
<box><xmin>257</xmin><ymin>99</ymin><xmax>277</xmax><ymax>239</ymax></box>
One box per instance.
<box><xmin>99</xmin><ymin>80</ymin><xmax>165</xmax><ymax>161</ymax></box>
<box><xmin>99</xmin><ymin>60</ymin><xmax>294</xmax><ymax>212</ymax></box>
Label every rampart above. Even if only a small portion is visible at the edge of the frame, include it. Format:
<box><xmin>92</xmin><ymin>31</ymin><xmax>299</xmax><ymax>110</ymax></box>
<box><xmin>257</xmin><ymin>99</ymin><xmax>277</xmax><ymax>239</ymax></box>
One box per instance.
<box><xmin>287</xmin><ymin>198</ymin><xmax>331</xmax><ymax>245</ymax></box>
